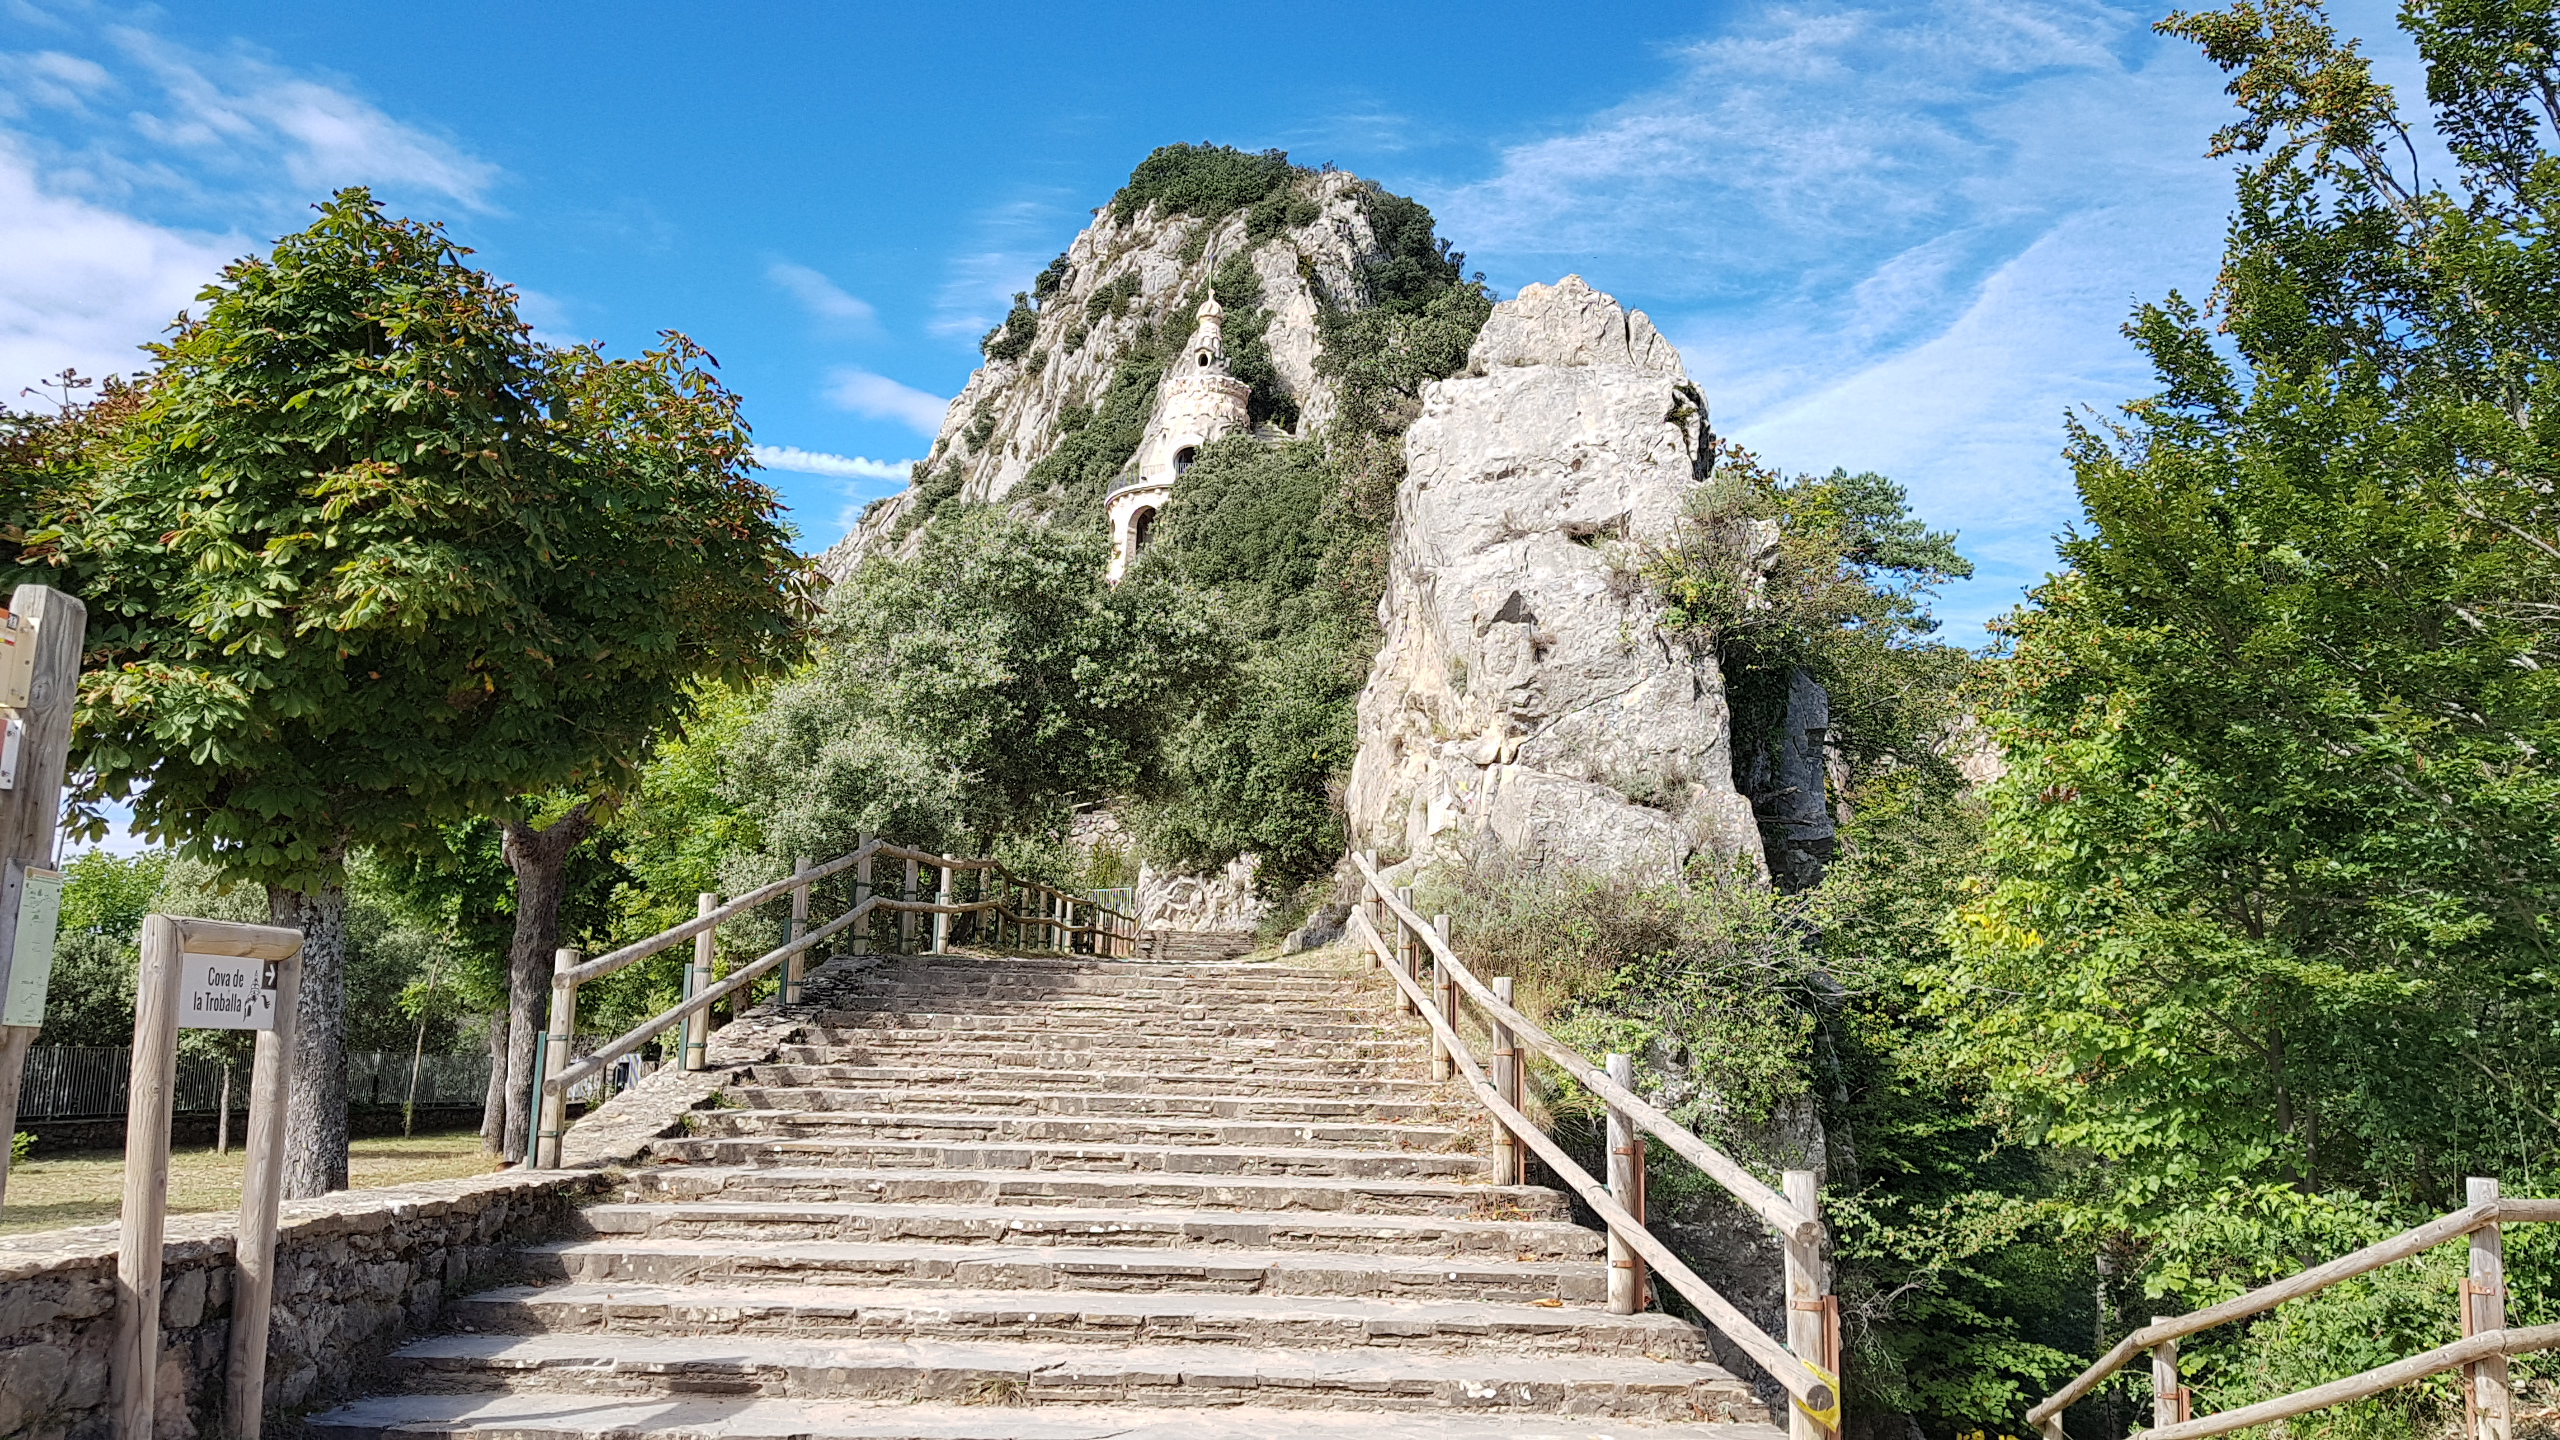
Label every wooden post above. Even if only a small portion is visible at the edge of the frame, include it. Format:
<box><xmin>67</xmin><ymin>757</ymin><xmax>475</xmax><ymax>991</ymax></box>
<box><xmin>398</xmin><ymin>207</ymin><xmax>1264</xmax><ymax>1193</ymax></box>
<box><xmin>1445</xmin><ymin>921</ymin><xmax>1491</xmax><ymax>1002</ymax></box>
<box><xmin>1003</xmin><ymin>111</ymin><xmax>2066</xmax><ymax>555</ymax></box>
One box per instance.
<box><xmin>216</xmin><ymin>1065</ymin><xmax>231</xmax><ymax>1155</ymax></box>
<box><xmin>901</xmin><ymin>858</ymin><xmax>919</xmax><ymax>954</ymax></box>
<box><xmin>224</xmin><ymin>944</ymin><xmax>303</xmax><ymax>1440</ymax></box>
<box><xmin>114</xmin><ymin>914</ymin><xmax>185</xmax><ymax>1440</ymax></box>
<box><xmin>785</xmin><ymin>856</ymin><xmax>811</xmax><ymax>1004</ymax></box>
<box><xmin>2152</xmin><ymin>1316</ymin><xmax>2185</xmax><ymax>1430</ymax></box>
<box><xmin>1492</xmin><ymin>976</ymin><xmax>1522</xmax><ymax>1185</ymax></box>
<box><xmin>1427</xmin><ymin>910</ymin><xmax>1451</xmax><ymax>1081</ymax></box>
<box><xmin>932</xmin><ymin>861</ymin><xmax>953</xmax><ymax>955</ymax></box>
<box><xmin>1606</xmin><ymin>1052</ymin><xmax>1645</xmax><ymax>1316</ymax></box>
<box><xmin>0</xmin><ymin>584</ymin><xmax>86</xmax><ymax>1209</ymax></box>
<box><xmin>1361</xmin><ymin>845</ymin><xmax>1382</xmax><ymax>958</ymax></box>
<box><xmin>2468</xmin><ymin>1176</ymin><xmax>2512</xmax><ymax>1440</ymax></box>
<box><xmin>853</xmin><ymin>834</ymin><xmax>874</xmax><ymax>959</ymax></box>
<box><xmin>1436</xmin><ymin>914</ymin><xmax>1459</xmax><ymax>1079</ymax></box>
<box><xmin>684</xmin><ymin>893</ymin><xmax>715</xmax><ymax>1072</ymax></box>
<box><xmin>533</xmin><ymin>948</ymin><xmax>578</xmax><ymax>1169</ymax></box>
<box><xmin>1783</xmin><ymin>1168</ymin><xmax>1833</xmax><ymax>1440</ymax></box>
<box><xmin>1393</xmin><ymin>885</ymin><xmax>1417</xmax><ymax>1016</ymax></box>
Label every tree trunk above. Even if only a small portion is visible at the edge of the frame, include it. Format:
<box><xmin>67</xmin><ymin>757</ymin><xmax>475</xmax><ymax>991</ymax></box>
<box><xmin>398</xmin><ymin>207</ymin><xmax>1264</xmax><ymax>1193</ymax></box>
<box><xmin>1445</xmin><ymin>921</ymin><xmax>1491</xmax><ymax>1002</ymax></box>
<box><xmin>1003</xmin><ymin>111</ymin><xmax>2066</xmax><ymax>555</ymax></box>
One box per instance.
<box><xmin>499</xmin><ymin>805</ymin><xmax>594</xmax><ymax>1162</ymax></box>
<box><xmin>479</xmin><ymin>1007</ymin><xmax>508</xmax><ymax>1154</ymax></box>
<box><xmin>269</xmin><ymin>880</ymin><xmax>350</xmax><ymax>1198</ymax></box>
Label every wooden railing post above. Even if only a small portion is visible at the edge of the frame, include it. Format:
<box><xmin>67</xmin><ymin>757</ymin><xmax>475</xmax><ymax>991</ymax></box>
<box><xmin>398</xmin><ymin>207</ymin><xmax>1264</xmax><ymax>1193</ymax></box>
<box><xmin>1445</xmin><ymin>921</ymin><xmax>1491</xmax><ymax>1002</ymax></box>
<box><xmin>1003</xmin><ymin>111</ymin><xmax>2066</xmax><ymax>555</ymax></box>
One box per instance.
<box><xmin>901</xmin><ymin>858</ymin><xmax>920</xmax><ymax>953</ymax></box>
<box><xmin>1606</xmin><ymin>1052</ymin><xmax>1648</xmax><ymax>1316</ymax></box>
<box><xmin>1428</xmin><ymin>913</ymin><xmax>1452</xmax><ymax>1081</ymax></box>
<box><xmin>684</xmin><ymin>893</ymin><xmax>715</xmax><ymax>1071</ymax></box>
<box><xmin>533</xmin><ymin>948</ymin><xmax>579</xmax><ymax>1169</ymax></box>
<box><xmin>785</xmin><ymin>856</ymin><xmax>811</xmax><ymax>1003</ymax></box>
<box><xmin>1492</xmin><ymin>976</ymin><xmax>1522</xmax><ymax>1185</ymax></box>
<box><xmin>853</xmin><ymin>835</ymin><xmax>874</xmax><ymax>959</ymax></box>
<box><xmin>1435</xmin><ymin>914</ymin><xmax>1459</xmax><ymax>1073</ymax></box>
<box><xmin>932</xmin><ymin>860</ymin><xmax>953</xmax><ymax>955</ymax></box>
<box><xmin>2469</xmin><ymin>1176</ymin><xmax>2512</xmax><ymax>1440</ymax></box>
<box><xmin>2153</xmin><ymin>1316</ymin><xmax>2187</xmax><ymax>1430</ymax></box>
<box><xmin>1783</xmin><ymin>1168</ymin><xmax>1836</xmax><ymax>1439</ymax></box>
<box><xmin>1393</xmin><ymin>885</ymin><xmax>1417</xmax><ymax>1016</ymax></box>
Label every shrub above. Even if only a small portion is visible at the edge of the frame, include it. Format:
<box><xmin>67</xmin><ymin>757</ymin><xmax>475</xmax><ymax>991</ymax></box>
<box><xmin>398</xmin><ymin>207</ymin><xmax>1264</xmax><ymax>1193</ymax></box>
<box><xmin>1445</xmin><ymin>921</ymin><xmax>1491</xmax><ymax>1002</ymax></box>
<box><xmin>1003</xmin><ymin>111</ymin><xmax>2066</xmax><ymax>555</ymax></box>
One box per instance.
<box><xmin>980</xmin><ymin>292</ymin><xmax>1037</xmax><ymax>361</ymax></box>
<box><xmin>1111</xmin><ymin>144</ymin><xmax>1302</xmax><ymax>223</ymax></box>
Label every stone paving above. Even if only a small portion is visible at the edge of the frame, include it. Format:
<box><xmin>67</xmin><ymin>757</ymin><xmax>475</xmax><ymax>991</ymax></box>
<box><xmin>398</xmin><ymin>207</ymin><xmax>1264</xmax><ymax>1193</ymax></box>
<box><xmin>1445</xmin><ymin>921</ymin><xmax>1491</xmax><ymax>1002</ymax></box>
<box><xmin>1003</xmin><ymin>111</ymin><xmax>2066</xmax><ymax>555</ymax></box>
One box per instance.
<box><xmin>309</xmin><ymin>946</ymin><xmax>1782</xmax><ymax>1439</ymax></box>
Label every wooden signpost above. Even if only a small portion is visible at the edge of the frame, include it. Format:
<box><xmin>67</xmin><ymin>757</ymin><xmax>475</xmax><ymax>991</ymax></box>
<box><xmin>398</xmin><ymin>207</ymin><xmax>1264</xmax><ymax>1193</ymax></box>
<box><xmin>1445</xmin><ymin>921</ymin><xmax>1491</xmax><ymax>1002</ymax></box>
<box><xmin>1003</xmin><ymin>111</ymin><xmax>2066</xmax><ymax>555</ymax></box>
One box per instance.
<box><xmin>0</xmin><ymin>583</ymin><xmax>87</xmax><ymax>1209</ymax></box>
<box><xmin>112</xmin><ymin>913</ymin><xmax>304</xmax><ymax>1440</ymax></box>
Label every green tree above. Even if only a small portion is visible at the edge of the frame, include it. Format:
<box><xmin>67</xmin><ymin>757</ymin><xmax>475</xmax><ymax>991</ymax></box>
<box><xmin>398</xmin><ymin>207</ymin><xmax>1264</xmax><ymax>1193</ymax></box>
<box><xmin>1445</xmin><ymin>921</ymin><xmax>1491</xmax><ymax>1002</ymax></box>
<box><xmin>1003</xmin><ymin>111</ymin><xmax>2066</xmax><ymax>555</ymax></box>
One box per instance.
<box><xmin>727</xmin><ymin>508</ymin><xmax>1230</xmax><ymax>869</ymax></box>
<box><xmin>8</xmin><ymin>190</ymin><xmax>799</xmax><ymax>1190</ymax></box>
<box><xmin>1933</xmin><ymin>0</ymin><xmax>2560</xmax><ymax>1422</ymax></box>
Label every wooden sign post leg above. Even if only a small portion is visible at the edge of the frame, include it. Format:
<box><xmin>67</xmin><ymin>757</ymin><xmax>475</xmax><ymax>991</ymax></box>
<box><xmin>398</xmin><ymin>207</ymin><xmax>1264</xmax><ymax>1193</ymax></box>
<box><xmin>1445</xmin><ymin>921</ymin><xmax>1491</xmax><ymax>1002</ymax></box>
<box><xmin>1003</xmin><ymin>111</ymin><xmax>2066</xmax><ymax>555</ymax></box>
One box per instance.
<box><xmin>113</xmin><ymin>914</ymin><xmax>185</xmax><ymax>1439</ymax></box>
<box><xmin>0</xmin><ymin>584</ymin><xmax>90</xmax><ymax>1209</ymax></box>
<box><xmin>224</xmin><ymin>948</ymin><xmax>301</xmax><ymax>1440</ymax></box>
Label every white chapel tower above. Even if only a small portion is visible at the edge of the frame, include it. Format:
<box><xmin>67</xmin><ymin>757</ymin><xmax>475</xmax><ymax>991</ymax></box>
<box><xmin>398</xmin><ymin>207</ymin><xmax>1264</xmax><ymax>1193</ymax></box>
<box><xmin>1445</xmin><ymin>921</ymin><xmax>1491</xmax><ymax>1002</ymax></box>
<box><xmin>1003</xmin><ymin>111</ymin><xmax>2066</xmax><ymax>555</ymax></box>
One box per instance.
<box><xmin>1106</xmin><ymin>296</ymin><xmax>1251</xmax><ymax>582</ymax></box>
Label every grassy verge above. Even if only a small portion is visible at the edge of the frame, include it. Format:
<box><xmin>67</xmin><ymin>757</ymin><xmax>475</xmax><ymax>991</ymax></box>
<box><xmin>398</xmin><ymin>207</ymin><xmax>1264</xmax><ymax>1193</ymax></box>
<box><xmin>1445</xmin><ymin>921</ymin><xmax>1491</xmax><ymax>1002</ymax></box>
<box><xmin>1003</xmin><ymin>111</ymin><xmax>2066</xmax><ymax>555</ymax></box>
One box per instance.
<box><xmin>0</xmin><ymin>1128</ymin><xmax>506</xmax><ymax>1236</ymax></box>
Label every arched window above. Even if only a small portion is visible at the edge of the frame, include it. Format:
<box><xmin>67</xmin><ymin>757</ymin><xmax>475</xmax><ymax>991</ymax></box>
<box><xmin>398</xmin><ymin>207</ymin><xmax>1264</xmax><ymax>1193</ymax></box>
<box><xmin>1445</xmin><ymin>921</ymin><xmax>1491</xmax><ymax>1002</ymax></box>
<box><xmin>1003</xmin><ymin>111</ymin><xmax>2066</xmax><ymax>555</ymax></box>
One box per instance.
<box><xmin>1198</xmin><ymin>350</ymin><xmax>1211</xmax><ymax>368</ymax></box>
<box><xmin>1130</xmin><ymin>505</ymin><xmax>1159</xmax><ymax>554</ymax></box>
<box><xmin>1173</xmin><ymin>446</ymin><xmax>1197</xmax><ymax>475</ymax></box>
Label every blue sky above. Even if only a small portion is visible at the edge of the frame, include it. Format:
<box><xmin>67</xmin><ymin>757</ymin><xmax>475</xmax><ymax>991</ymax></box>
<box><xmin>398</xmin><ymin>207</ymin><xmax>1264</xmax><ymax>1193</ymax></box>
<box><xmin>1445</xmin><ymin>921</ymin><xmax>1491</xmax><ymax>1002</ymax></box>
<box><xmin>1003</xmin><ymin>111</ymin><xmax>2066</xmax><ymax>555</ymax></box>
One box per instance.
<box><xmin>2</xmin><ymin>0</ymin><xmax>2422</xmax><ymax>640</ymax></box>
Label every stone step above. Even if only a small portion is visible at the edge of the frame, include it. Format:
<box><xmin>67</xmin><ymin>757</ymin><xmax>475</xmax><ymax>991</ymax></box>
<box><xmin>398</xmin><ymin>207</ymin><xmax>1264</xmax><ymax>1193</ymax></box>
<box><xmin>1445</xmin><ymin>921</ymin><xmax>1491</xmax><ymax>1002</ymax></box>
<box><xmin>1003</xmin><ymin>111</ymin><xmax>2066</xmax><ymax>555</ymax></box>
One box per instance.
<box><xmin>644</xmin><ymin>1138</ymin><xmax>1492</xmax><ymax>1180</ymax></box>
<box><xmin>445</xmin><ymin>1281</ymin><xmax>1678</xmax><ymax>1353</ymax></box>
<box><xmin>856</xmin><ymin>956</ymin><xmax>1342</xmax><ymax>983</ymax></box>
<box><xmin>808</xmin><ymin>1019</ymin><xmax>1423</xmax><ymax>1055</ymax></box>
<box><xmin>619</xmin><ymin>1167</ymin><xmax>1568</xmax><ymax>1221</ymax></box>
<box><xmin>737</xmin><ymin>1064</ymin><xmax>1455</xmax><ymax>1101</ymax></box>
<box><xmin>826</xmin><ymin>975</ymin><xmax>1366</xmax><ymax>999</ymax></box>
<box><xmin>774</xmin><ymin>1046</ymin><xmax>1425</xmax><ymax>1078</ymax></box>
<box><xmin>814</xmin><ymin>1004</ymin><xmax>1392</xmax><ymax>1024</ymax></box>
<box><xmin>571</xmin><ymin>1200</ymin><xmax>1601</xmax><ymax>1258</ymax></box>
<box><xmin>516</xmin><ymin>1240</ymin><xmax>1605</xmax><ymax>1304</ymax></box>
<box><xmin>377</xmin><ymin>1333</ymin><xmax>1763</xmax><ymax>1421</ymax></box>
<box><xmin>308</xmin><ymin>1392</ymin><xmax>1786</xmax><ymax>1439</ymax></box>
<box><xmin>681</xmin><ymin>1109</ymin><xmax>1475</xmax><ymax>1153</ymax></box>
<box><xmin>793</xmin><ymin>1034</ymin><xmax>1425</xmax><ymax>1062</ymax></box>
<box><xmin>812</xmin><ymin>1015</ymin><xmax>1410</xmax><ymax>1043</ymax></box>
<box><xmin>721</xmin><ymin>1086</ymin><xmax>1469</xmax><ymax>1124</ymax></box>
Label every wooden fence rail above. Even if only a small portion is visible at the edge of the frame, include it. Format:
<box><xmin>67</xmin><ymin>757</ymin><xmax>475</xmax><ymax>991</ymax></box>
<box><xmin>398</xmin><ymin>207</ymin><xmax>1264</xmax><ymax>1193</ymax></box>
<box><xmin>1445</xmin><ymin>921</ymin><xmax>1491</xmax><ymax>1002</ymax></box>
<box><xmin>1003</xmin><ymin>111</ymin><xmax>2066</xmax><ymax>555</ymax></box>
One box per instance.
<box><xmin>527</xmin><ymin>834</ymin><xmax>1136</xmax><ymax>1168</ymax></box>
<box><xmin>1345</xmin><ymin>852</ymin><xmax>1840</xmax><ymax>1437</ymax></box>
<box><xmin>2028</xmin><ymin>1181</ymin><xmax>2560</xmax><ymax>1439</ymax></box>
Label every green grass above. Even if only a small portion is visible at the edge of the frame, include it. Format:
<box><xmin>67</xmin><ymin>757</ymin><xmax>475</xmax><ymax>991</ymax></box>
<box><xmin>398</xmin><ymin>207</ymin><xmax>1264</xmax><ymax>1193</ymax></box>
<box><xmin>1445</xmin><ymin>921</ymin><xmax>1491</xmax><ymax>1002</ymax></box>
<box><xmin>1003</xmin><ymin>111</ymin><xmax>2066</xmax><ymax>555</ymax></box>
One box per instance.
<box><xmin>0</xmin><ymin>1127</ymin><xmax>505</xmax><ymax>1236</ymax></box>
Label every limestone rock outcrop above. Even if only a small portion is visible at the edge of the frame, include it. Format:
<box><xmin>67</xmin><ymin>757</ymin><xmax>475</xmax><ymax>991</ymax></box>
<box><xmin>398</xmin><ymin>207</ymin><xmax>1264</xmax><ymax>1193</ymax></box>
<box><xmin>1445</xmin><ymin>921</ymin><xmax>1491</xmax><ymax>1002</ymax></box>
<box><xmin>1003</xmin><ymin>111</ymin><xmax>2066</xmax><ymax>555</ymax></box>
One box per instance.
<box><xmin>821</xmin><ymin>171</ymin><xmax>1400</xmax><ymax>580</ymax></box>
<box><xmin>1345</xmin><ymin>276</ymin><xmax>1763</xmax><ymax>883</ymax></box>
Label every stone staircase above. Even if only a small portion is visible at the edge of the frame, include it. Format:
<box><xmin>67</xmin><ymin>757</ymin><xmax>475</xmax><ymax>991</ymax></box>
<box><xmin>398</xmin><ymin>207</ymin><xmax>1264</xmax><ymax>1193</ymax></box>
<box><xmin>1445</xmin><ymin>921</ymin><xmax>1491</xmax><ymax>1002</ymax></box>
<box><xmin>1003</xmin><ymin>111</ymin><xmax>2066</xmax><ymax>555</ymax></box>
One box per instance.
<box><xmin>1132</xmin><ymin>928</ymin><xmax>1258</xmax><ymax>963</ymax></box>
<box><xmin>310</xmin><ymin>948</ymin><xmax>1779</xmax><ymax>1438</ymax></box>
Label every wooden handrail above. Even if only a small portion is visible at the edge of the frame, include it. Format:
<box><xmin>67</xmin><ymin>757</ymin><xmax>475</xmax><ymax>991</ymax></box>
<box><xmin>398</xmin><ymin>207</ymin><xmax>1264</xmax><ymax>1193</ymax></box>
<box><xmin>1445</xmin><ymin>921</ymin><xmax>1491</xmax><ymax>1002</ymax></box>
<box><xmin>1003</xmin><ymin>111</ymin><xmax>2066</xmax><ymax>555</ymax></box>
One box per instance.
<box><xmin>2136</xmin><ymin>1325</ymin><xmax>2560</xmax><ymax>1440</ymax></box>
<box><xmin>1345</xmin><ymin>906</ymin><xmax>1836</xmax><ymax>1415</ymax></box>
<box><xmin>1350</xmin><ymin>854</ymin><xmax>1818</xmax><ymax>1245</ymax></box>
<box><xmin>2028</xmin><ymin>1196</ymin><xmax>2560</xmax><ymax>1433</ymax></box>
<box><xmin>528</xmin><ymin>837</ymin><xmax>1139</xmax><ymax>1167</ymax></box>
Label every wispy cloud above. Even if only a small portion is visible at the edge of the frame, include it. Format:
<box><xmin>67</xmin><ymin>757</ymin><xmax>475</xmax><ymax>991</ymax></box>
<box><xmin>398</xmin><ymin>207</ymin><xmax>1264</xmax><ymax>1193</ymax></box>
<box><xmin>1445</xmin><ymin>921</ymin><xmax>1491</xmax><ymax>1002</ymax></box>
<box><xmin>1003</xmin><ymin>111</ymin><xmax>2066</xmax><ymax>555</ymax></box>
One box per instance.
<box><xmin>826</xmin><ymin>367</ymin><xmax>952</xmax><ymax>436</ymax></box>
<box><xmin>1</xmin><ymin>17</ymin><xmax>502</xmax><ymax>222</ymax></box>
<box><xmin>0</xmin><ymin>136</ymin><xmax>242</xmax><ymax>396</ymax></box>
<box><xmin>755</xmin><ymin>445</ymin><xmax>913</xmax><ymax>481</ymax></box>
<box><xmin>1431</xmin><ymin>0</ymin><xmax>2244</xmax><ymax>632</ymax></box>
<box><xmin>0</xmin><ymin>13</ymin><xmax>506</xmax><ymax>398</ymax></box>
<box><xmin>768</xmin><ymin>260</ymin><xmax>879</xmax><ymax>334</ymax></box>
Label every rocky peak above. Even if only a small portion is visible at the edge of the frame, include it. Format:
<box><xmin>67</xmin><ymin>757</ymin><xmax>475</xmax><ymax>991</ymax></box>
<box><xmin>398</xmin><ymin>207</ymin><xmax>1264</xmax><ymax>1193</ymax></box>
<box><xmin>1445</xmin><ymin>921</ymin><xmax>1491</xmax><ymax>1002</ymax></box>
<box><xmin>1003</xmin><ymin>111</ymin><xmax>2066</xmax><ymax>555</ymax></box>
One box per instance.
<box><xmin>1345</xmin><ymin>275</ymin><xmax>1761</xmax><ymax>883</ymax></box>
<box><xmin>821</xmin><ymin>166</ymin><xmax>1420</xmax><ymax>580</ymax></box>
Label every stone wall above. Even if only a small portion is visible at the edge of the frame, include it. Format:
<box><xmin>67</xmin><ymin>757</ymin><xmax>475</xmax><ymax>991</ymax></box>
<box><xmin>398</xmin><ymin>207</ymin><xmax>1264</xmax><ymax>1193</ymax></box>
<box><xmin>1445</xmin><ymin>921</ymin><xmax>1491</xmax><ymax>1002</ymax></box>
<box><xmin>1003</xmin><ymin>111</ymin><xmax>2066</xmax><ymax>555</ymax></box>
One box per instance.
<box><xmin>0</xmin><ymin>1168</ymin><xmax>595</xmax><ymax>1440</ymax></box>
<box><xmin>0</xmin><ymin>1038</ymin><xmax>728</xmax><ymax>1440</ymax></box>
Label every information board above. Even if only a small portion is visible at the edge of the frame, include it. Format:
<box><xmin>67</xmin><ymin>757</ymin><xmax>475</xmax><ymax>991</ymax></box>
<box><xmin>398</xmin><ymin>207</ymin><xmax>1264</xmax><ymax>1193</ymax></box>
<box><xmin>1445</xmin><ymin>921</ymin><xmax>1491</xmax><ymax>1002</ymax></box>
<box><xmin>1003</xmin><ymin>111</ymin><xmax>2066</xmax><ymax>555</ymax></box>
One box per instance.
<box><xmin>0</xmin><ymin>866</ymin><xmax>59</xmax><ymax>1026</ymax></box>
<box><xmin>179</xmin><ymin>952</ymin><xmax>280</xmax><ymax>1030</ymax></box>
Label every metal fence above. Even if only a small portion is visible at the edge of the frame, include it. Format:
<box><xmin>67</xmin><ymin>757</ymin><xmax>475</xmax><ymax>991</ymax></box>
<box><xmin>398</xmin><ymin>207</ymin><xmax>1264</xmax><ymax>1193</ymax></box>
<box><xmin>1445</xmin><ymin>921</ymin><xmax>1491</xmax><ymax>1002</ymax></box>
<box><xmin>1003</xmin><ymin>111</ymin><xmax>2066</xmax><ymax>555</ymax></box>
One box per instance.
<box><xmin>15</xmin><ymin>1047</ymin><xmax>499</xmax><ymax>1120</ymax></box>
